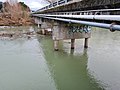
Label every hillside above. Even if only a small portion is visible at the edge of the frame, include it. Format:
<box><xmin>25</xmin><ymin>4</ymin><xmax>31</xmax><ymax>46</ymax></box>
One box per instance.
<box><xmin>0</xmin><ymin>2</ymin><xmax>33</xmax><ymax>26</ymax></box>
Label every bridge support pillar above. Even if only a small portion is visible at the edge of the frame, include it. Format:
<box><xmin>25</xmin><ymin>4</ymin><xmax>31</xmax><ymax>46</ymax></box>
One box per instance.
<box><xmin>41</xmin><ymin>22</ymin><xmax>48</xmax><ymax>35</ymax></box>
<box><xmin>52</xmin><ymin>22</ymin><xmax>60</xmax><ymax>51</ymax></box>
<box><xmin>54</xmin><ymin>40</ymin><xmax>59</xmax><ymax>51</ymax></box>
<box><xmin>39</xmin><ymin>20</ymin><xmax>53</xmax><ymax>35</ymax></box>
<box><xmin>38</xmin><ymin>23</ymin><xmax>40</xmax><ymax>28</ymax></box>
<box><xmin>71</xmin><ymin>39</ymin><xmax>75</xmax><ymax>49</ymax></box>
<box><xmin>41</xmin><ymin>29</ymin><xmax>46</xmax><ymax>35</ymax></box>
<box><xmin>84</xmin><ymin>38</ymin><xmax>88</xmax><ymax>48</ymax></box>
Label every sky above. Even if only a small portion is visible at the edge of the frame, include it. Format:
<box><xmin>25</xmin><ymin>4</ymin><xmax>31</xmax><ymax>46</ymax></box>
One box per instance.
<box><xmin>0</xmin><ymin>0</ymin><xmax>49</xmax><ymax>10</ymax></box>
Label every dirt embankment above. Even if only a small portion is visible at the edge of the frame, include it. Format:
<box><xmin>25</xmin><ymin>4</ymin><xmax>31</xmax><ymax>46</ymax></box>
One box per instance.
<box><xmin>0</xmin><ymin>2</ymin><xmax>35</xmax><ymax>26</ymax></box>
<box><xmin>0</xmin><ymin>13</ymin><xmax>34</xmax><ymax>26</ymax></box>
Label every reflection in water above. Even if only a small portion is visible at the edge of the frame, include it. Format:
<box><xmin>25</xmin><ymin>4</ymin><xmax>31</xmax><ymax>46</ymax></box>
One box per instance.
<box><xmin>70</xmin><ymin>49</ymin><xmax>74</xmax><ymax>54</ymax></box>
<box><xmin>88</xmin><ymin>28</ymin><xmax>120</xmax><ymax>90</ymax></box>
<box><xmin>38</xmin><ymin>36</ymin><xmax>103</xmax><ymax>90</ymax></box>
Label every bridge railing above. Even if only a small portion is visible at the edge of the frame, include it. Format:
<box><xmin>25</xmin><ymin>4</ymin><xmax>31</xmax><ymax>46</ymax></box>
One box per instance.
<box><xmin>46</xmin><ymin>8</ymin><xmax>120</xmax><ymax>15</ymax></box>
<box><xmin>36</xmin><ymin>0</ymin><xmax>73</xmax><ymax>12</ymax></box>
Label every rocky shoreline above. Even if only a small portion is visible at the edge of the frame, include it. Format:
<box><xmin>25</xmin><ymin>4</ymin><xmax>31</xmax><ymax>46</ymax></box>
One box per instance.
<box><xmin>0</xmin><ymin>26</ymin><xmax>36</xmax><ymax>40</ymax></box>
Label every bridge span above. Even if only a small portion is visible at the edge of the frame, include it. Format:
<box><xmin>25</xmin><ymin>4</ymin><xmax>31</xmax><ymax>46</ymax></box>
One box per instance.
<box><xmin>32</xmin><ymin>0</ymin><xmax>120</xmax><ymax>51</ymax></box>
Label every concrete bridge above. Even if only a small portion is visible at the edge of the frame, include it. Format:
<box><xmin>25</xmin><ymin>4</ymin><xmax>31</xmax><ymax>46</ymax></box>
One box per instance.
<box><xmin>32</xmin><ymin>0</ymin><xmax>120</xmax><ymax>51</ymax></box>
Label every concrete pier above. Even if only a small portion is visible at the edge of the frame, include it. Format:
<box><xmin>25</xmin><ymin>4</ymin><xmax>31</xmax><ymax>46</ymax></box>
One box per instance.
<box><xmin>71</xmin><ymin>39</ymin><xmax>75</xmax><ymax>49</ymax></box>
<box><xmin>54</xmin><ymin>40</ymin><xmax>59</xmax><ymax>51</ymax></box>
<box><xmin>38</xmin><ymin>23</ymin><xmax>40</xmax><ymax>28</ymax></box>
<box><xmin>84</xmin><ymin>38</ymin><xmax>88</xmax><ymax>48</ymax></box>
<box><xmin>34</xmin><ymin>17</ymin><xmax>91</xmax><ymax>51</ymax></box>
<box><xmin>41</xmin><ymin>29</ymin><xmax>46</xmax><ymax>35</ymax></box>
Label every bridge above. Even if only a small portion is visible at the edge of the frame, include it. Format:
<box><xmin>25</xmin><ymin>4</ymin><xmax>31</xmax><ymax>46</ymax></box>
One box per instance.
<box><xmin>32</xmin><ymin>0</ymin><xmax>120</xmax><ymax>51</ymax></box>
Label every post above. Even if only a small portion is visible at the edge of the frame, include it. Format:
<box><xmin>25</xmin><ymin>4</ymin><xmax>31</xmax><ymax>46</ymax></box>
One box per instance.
<box><xmin>84</xmin><ymin>38</ymin><xmax>88</xmax><ymax>48</ymax></box>
<box><xmin>54</xmin><ymin>40</ymin><xmax>59</xmax><ymax>51</ymax></box>
<box><xmin>52</xmin><ymin>22</ymin><xmax>60</xmax><ymax>51</ymax></box>
<box><xmin>71</xmin><ymin>39</ymin><xmax>75</xmax><ymax>49</ymax></box>
<box><xmin>42</xmin><ymin>29</ymin><xmax>46</xmax><ymax>35</ymax></box>
<box><xmin>38</xmin><ymin>23</ymin><xmax>40</xmax><ymax>28</ymax></box>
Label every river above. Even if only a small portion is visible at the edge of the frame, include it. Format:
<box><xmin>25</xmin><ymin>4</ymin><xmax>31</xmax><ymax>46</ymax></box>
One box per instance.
<box><xmin>0</xmin><ymin>26</ymin><xmax>120</xmax><ymax>90</ymax></box>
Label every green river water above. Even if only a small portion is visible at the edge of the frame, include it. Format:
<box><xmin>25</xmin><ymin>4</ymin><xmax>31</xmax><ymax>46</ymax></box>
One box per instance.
<box><xmin>0</xmin><ymin>26</ymin><xmax>120</xmax><ymax>90</ymax></box>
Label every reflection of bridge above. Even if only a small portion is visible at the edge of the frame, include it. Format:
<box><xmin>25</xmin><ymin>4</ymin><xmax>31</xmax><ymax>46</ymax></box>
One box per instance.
<box><xmin>39</xmin><ymin>36</ymin><xmax>103</xmax><ymax>90</ymax></box>
<box><xmin>32</xmin><ymin>0</ymin><xmax>120</xmax><ymax>51</ymax></box>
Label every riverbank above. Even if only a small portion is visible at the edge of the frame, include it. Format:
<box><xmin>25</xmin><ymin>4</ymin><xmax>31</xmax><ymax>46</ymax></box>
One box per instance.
<box><xmin>0</xmin><ymin>26</ymin><xmax>35</xmax><ymax>40</ymax></box>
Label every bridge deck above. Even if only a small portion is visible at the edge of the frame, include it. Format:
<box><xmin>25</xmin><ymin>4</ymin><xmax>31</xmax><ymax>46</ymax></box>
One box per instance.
<box><xmin>38</xmin><ymin>0</ymin><xmax>120</xmax><ymax>14</ymax></box>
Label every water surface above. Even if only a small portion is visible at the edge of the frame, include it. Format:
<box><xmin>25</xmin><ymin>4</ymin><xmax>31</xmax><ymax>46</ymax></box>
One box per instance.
<box><xmin>0</xmin><ymin>26</ymin><xmax>120</xmax><ymax>90</ymax></box>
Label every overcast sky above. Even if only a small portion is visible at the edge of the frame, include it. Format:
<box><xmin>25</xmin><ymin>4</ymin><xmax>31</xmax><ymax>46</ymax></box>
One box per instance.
<box><xmin>0</xmin><ymin>0</ymin><xmax>49</xmax><ymax>10</ymax></box>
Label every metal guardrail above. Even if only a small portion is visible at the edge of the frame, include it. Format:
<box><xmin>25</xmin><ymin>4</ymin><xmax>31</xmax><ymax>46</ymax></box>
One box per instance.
<box><xmin>49</xmin><ymin>8</ymin><xmax>120</xmax><ymax>15</ymax></box>
<box><xmin>36</xmin><ymin>0</ymin><xmax>71</xmax><ymax>12</ymax></box>
<box><xmin>35</xmin><ymin>0</ymin><xmax>120</xmax><ymax>15</ymax></box>
<box><xmin>35</xmin><ymin>8</ymin><xmax>120</xmax><ymax>16</ymax></box>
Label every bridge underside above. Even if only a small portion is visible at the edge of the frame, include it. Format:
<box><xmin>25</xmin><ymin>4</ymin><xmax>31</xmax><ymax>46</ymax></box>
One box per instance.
<box><xmin>33</xmin><ymin>0</ymin><xmax>120</xmax><ymax>51</ymax></box>
<box><xmin>38</xmin><ymin>0</ymin><xmax>120</xmax><ymax>14</ymax></box>
<box><xmin>34</xmin><ymin>17</ymin><xmax>91</xmax><ymax>50</ymax></box>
